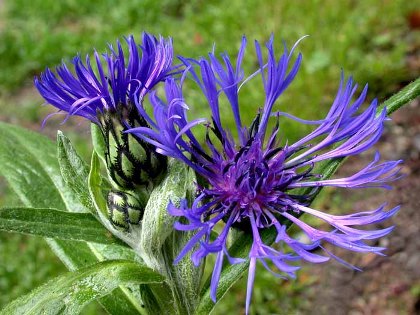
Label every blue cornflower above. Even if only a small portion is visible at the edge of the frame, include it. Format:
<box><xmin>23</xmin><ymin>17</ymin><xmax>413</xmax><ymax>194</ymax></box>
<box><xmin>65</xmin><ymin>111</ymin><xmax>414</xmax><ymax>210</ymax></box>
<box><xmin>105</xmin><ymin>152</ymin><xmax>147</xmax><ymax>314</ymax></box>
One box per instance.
<box><xmin>35</xmin><ymin>33</ymin><xmax>175</xmax><ymax>229</ymax></box>
<box><xmin>128</xmin><ymin>35</ymin><xmax>402</xmax><ymax>313</ymax></box>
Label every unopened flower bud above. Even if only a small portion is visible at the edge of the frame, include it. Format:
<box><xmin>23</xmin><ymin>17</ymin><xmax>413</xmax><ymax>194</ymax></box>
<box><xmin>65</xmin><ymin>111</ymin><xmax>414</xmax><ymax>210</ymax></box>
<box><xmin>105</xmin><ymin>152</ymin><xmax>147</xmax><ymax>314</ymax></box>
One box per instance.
<box><xmin>101</xmin><ymin>105</ymin><xmax>167</xmax><ymax>191</ymax></box>
<box><xmin>107</xmin><ymin>190</ymin><xmax>147</xmax><ymax>231</ymax></box>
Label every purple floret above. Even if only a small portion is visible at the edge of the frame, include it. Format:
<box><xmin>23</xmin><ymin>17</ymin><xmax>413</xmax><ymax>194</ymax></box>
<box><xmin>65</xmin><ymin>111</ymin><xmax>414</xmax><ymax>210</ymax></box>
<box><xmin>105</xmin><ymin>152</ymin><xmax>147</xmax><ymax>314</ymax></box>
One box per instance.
<box><xmin>35</xmin><ymin>32</ymin><xmax>174</xmax><ymax>125</ymax></box>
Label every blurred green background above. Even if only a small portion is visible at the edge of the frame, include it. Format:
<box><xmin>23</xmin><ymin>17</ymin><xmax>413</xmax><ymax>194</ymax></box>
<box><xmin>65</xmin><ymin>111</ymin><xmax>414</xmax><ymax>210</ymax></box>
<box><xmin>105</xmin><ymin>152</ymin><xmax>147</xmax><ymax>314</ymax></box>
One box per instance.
<box><xmin>0</xmin><ymin>0</ymin><xmax>418</xmax><ymax>314</ymax></box>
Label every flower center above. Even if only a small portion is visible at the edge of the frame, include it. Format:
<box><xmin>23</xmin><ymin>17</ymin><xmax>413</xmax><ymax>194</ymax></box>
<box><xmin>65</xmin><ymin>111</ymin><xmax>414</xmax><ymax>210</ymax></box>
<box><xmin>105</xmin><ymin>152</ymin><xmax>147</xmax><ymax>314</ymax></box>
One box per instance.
<box><xmin>206</xmin><ymin>139</ymin><xmax>300</xmax><ymax>231</ymax></box>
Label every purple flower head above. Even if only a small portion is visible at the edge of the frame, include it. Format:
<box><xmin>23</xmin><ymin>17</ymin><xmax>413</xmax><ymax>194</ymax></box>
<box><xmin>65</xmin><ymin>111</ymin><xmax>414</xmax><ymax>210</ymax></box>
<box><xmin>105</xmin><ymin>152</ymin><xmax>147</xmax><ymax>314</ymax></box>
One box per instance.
<box><xmin>35</xmin><ymin>32</ymin><xmax>174</xmax><ymax>125</ymax></box>
<box><xmin>128</xmin><ymin>35</ymin><xmax>402</xmax><ymax>313</ymax></box>
<box><xmin>35</xmin><ymin>33</ymin><xmax>174</xmax><ymax>194</ymax></box>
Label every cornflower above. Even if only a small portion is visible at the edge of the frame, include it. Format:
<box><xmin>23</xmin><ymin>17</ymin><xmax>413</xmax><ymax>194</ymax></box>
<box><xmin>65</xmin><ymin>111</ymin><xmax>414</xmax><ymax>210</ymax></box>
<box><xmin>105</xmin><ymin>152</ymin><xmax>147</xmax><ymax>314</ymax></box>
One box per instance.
<box><xmin>128</xmin><ymin>35</ymin><xmax>402</xmax><ymax>313</ymax></box>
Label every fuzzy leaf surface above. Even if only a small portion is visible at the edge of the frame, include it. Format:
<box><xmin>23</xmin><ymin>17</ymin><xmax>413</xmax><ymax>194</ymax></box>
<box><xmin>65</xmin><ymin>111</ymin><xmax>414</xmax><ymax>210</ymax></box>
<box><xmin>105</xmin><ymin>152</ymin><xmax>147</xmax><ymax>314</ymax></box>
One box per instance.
<box><xmin>57</xmin><ymin>131</ymin><xmax>93</xmax><ymax>210</ymax></box>
<box><xmin>0</xmin><ymin>207</ymin><xmax>126</xmax><ymax>246</ymax></box>
<box><xmin>0</xmin><ymin>123</ymin><xmax>143</xmax><ymax>314</ymax></box>
<box><xmin>1</xmin><ymin>260</ymin><xmax>163</xmax><ymax>315</ymax></box>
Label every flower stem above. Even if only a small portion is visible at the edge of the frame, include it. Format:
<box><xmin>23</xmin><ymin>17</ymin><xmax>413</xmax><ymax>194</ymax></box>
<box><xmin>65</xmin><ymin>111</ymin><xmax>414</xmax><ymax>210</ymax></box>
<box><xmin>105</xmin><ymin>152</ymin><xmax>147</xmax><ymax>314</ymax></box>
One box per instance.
<box><xmin>378</xmin><ymin>77</ymin><xmax>420</xmax><ymax>116</ymax></box>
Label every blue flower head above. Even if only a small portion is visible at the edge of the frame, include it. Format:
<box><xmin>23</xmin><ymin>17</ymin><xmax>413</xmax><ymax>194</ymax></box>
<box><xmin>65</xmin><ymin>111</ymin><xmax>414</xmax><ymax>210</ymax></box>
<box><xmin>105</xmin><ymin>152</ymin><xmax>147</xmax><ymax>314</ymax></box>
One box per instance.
<box><xmin>128</xmin><ymin>35</ymin><xmax>402</xmax><ymax>313</ymax></box>
<box><xmin>35</xmin><ymin>32</ymin><xmax>173</xmax><ymax>124</ymax></box>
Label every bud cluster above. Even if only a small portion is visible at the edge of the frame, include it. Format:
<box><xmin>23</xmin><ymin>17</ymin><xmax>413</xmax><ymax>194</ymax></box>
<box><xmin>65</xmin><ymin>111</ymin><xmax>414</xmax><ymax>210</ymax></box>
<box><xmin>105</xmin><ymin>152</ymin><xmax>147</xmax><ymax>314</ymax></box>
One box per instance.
<box><xmin>100</xmin><ymin>104</ymin><xmax>168</xmax><ymax>231</ymax></box>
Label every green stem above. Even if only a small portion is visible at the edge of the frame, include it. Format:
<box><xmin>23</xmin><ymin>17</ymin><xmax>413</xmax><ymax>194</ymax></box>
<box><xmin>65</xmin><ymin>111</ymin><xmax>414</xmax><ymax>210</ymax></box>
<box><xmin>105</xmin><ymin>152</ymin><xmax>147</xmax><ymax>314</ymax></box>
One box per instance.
<box><xmin>378</xmin><ymin>77</ymin><xmax>420</xmax><ymax>116</ymax></box>
<box><xmin>195</xmin><ymin>77</ymin><xmax>420</xmax><ymax>315</ymax></box>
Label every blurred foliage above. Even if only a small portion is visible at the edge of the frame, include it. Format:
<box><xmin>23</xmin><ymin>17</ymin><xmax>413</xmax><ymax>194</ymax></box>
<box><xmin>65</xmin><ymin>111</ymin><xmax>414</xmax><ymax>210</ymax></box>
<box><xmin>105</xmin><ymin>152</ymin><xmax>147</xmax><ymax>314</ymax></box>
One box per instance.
<box><xmin>0</xmin><ymin>0</ymin><xmax>418</xmax><ymax>313</ymax></box>
<box><xmin>0</xmin><ymin>0</ymin><xmax>417</xmax><ymax>142</ymax></box>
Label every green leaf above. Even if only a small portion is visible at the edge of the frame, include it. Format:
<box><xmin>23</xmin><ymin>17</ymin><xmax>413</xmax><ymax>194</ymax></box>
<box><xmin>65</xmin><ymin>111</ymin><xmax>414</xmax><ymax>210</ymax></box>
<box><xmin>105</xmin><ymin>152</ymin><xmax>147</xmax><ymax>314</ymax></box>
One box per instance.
<box><xmin>140</xmin><ymin>158</ymin><xmax>191</xmax><ymax>272</ymax></box>
<box><xmin>0</xmin><ymin>123</ymin><xmax>144</xmax><ymax>314</ymax></box>
<box><xmin>136</xmin><ymin>159</ymin><xmax>197</xmax><ymax>315</ymax></box>
<box><xmin>45</xmin><ymin>238</ymin><xmax>146</xmax><ymax>315</ymax></box>
<box><xmin>0</xmin><ymin>122</ymin><xmax>82</xmax><ymax>212</ymax></box>
<box><xmin>87</xmin><ymin>149</ymin><xmax>165</xmax><ymax>315</ymax></box>
<box><xmin>195</xmin><ymin>78</ymin><xmax>420</xmax><ymax>315</ymax></box>
<box><xmin>138</xmin><ymin>284</ymin><xmax>164</xmax><ymax>315</ymax></box>
<box><xmin>57</xmin><ymin>131</ymin><xmax>93</xmax><ymax>211</ymax></box>
<box><xmin>87</xmin><ymin>152</ymin><xmax>203</xmax><ymax>314</ymax></box>
<box><xmin>88</xmin><ymin>151</ymin><xmax>108</xmax><ymax>218</ymax></box>
<box><xmin>1</xmin><ymin>260</ymin><xmax>164</xmax><ymax>315</ymax></box>
<box><xmin>91</xmin><ymin>123</ymin><xmax>107</xmax><ymax>165</ymax></box>
<box><xmin>0</xmin><ymin>207</ymin><xmax>127</xmax><ymax>246</ymax></box>
<box><xmin>163</xmin><ymin>168</ymin><xmax>204</xmax><ymax>314</ymax></box>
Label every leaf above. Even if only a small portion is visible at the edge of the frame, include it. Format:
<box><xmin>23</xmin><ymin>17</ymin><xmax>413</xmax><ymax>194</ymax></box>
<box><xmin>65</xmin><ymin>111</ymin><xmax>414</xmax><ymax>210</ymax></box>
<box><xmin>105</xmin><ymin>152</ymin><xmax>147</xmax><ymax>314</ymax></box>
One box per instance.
<box><xmin>57</xmin><ymin>131</ymin><xmax>93</xmax><ymax>211</ymax></box>
<box><xmin>0</xmin><ymin>207</ymin><xmax>127</xmax><ymax>246</ymax></box>
<box><xmin>88</xmin><ymin>151</ymin><xmax>184</xmax><ymax>315</ymax></box>
<box><xmin>86</xmin><ymin>149</ymin><xmax>176</xmax><ymax>313</ymax></box>
<box><xmin>1</xmin><ymin>260</ymin><xmax>164</xmax><ymax>315</ymax></box>
<box><xmin>0</xmin><ymin>122</ymin><xmax>81</xmax><ymax>212</ymax></box>
<box><xmin>140</xmin><ymin>158</ymin><xmax>191</xmax><ymax>271</ymax></box>
<box><xmin>195</xmin><ymin>81</ymin><xmax>420</xmax><ymax>314</ymax></box>
<box><xmin>88</xmin><ymin>151</ymin><xmax>108</xmax><ymax>218</ymax></box>
<box><xmin>163</xmin><ymin>167</ymin><xmax>204</xmax><ymax>314</ymax></box>
<box><xmin>135</xmin><ymin>159</ymin><xmax>197</xmax><ymax>315</ymax></box>
<box><xmin>0</xmin><ymin>123</ymin><xmax>144</xmax><ymax>314</ymax></box>
<box><xmin>91</xmin><ymin>123</ymin><xmax>107</xmax><ymax>165</ymax></box>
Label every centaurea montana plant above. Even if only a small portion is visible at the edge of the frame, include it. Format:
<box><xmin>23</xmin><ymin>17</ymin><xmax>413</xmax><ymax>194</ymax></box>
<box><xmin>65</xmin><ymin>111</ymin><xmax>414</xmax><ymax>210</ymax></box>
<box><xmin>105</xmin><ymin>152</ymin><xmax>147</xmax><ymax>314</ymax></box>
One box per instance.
<box><xmin>1</xmin><ymin>32</ymin><xmax>417</xmax><ymax>315</ymax></box>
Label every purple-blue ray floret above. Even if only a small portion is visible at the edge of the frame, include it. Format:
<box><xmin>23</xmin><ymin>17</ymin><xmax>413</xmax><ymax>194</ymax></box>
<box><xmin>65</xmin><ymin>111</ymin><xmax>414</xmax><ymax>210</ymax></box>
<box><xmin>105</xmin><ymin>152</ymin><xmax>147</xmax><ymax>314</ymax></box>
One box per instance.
<box><xmin>127</xmin><ymin>35</ymin><xmax>401</xmax><ymax>314</ymax></box>
<box><xmin>35</xmin><ymin>32</ymin><xmax>174</xmax><ymax>125</ymax></box>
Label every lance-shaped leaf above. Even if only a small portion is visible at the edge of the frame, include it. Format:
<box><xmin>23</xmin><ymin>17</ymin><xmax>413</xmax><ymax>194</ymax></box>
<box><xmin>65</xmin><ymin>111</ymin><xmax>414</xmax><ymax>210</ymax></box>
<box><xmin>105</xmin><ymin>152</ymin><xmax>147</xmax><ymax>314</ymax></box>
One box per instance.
<box><xmin>1</xmin><ymin>260</ymin><xmax>164</xmax><ymax>315</ymax></box>
<box><xmin>57</xmin><ymin>131</ymin><xmax>93</xmax><ymax>211</ymax></box>
<box><xmin>88</xmin><ymin>151</ymin><xmax>109</xmax><ymax>218</ymax></box>
<box><xmin>137</xmin><ymin>159</ymin><xmax>196</xmax><ymax>315</ymax></box>
<box><xmin>0</xmin><ymin>207</ymin><xmax>126</xmax><ymax>246</ymax></box>
<box><xmin>91</xmin><ymin>123</ymin><xmax>107</xmax><ymax>165</ymax></box>
<box><xmin>0</xmin><ymin>123</ymin><xmax>82</xmax><ymax>212</ymax></box>
<box><xmin>140</xmin><ymin>158</ymin><xmax>191</xmax><ymax>272</ymax></box>
<box><xmin>0</xmin><ymin>122</ymin><xmax>144</xmax><ymax>314</ymax></box>
<box><xmin>163</xmin><ymin>167</ymin><xmax>204</xmax><ymax>314</ymax></box>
